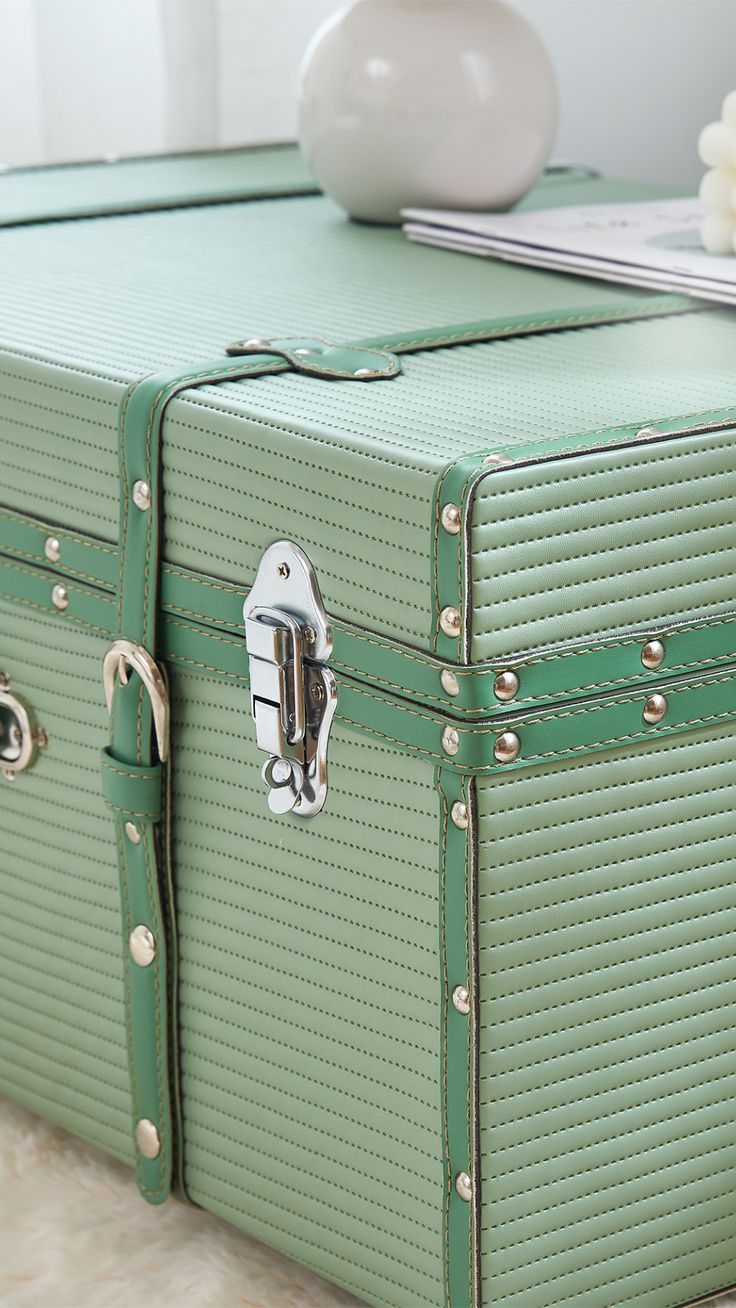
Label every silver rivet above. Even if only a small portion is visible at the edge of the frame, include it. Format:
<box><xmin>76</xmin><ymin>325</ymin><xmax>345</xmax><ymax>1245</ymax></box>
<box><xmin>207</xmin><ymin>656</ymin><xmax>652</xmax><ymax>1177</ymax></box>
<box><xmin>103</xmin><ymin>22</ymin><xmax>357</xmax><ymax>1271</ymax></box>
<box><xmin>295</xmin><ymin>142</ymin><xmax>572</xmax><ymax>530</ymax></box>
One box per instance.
<box><xmin>441</xmin><ymin>668</ymin><xmax>460</xmax><ymax>697</ymax></box>
<box><xmin>132</xmin><ymin>480</ymin><xmax>151</xmax><ymax>511</ymax></box>
<box><xmin>452</xmin><ymin>985</ymin><xmax>471</xmax><ymax>1015</ymax></box>
<box><xmin>643</xmin><ymin>693</ymin><xmax>667</xmax><ymax>724</ymax></box>
<box><xmin>294</xmin><ymin>347</ymin><xmax>319</xmax><ymax>356</ymax></box>
<box><xmin>44</xmin><ymin>536</ymin><xmax>61</xmax><ymax>564</ymax></box>
<box><xmin>451</xmin><ymin>801</ymin><xmax>469</xmax><ymax>830</ymax></box>
<box><xmin>125</xmin><ymin>820</ymin><xmax>141</xmax><ymax>844</ymax></box>
<box><xmin>129</xmin><ymin>924</ymin><xmax>156</xmax><ymax>968</ymax></box>
<box><xmin>135</xmin><ymin>1118</ymin><xmax>161</xmax><ymax>1160</ymax></box>
<box><xmin>493</xmin><ymin>670</ymin><xmax>519</xmax><ymax>702</ymax></box>
<box><xmin>455</xmin><ymin>1171</ymin><xmax>473</xmax><ymax>1202</ymax></box>
<box><xmin>440</xmin><ymin>606</ymin><xmax>462</xmax><ymax>639</ymax></box>
<box><xmin>52</xmin><ymin>584</ymin><xmax>68</xmax><ymax>611</ymax></box>
<box><xmin>483</xmin><ymin>453</ymin><xmax>514</xmax><ymax>467</ymax></box>
<box><xmin>636</xmin><ymin>425</ymin><xmax>664</xmax><ymax>441</ymax></box>
<box><xmin>244</xmin><ymin>337</ymin><xmax>272</xmax><ymax>350</ymax></box>
<box><xmin>354</xmin><ymin>367</ymin><xmax>374</xmax><ymax>378</ymax></box>
<box><xmin>441</xmin><ymin>503</ymin><xmax>462</xmax><ymax>535</ymax></box>
<box><xmin>442</xmin><ymin>726</ymin><xmax>460</xmax><ymax>757</ymax></box>
<box><xmin>641</xmin><ymin>639</ymin><xmax>665</xmax><ymax>670</ymax></box>
<box><xmin>0</xmin><ymin>672</ymin><xmax>9</xmax><ymax>690</ymax></box>
<box><xmin>34</xmin><ymin>728</ymin><xmax>48</xmax><ymax>749</ymax></box>
<box><xmin>277</xmin><ymin>562</ymin><xmax>290</xmax><ymax>580</ymax></box>
<box><xmin>3</xmin><ymin>769</ymin><xmax>16</xmax><ymax>782</ymax></box>
<box><xmin>494</xmin><ymin>731</ymin><xmax>520</xmax><ymax>763</ymax></box>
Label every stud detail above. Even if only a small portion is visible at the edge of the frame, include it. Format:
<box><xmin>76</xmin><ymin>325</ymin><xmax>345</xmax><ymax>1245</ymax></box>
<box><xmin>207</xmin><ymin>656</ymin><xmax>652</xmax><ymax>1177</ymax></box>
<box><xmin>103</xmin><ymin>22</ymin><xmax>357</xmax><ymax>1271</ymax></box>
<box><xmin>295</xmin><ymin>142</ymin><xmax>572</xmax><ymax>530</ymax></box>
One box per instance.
<box><xmin>124</xmin><ymin>820</ymin><xmax>141</xmax><ymax>845</ymax></box>
<box><xmin>135</xmin><ymin>1118</ymin><xmax>161</xmax><ymax>1160</ymax></box>
<box><xmin>129</xmin><ymin>924</ymin><xmax>156</xmax><ymax>968</ymax></box>
<box><xmin>441</xmin><ymin>503</ymin><xmax>462</xmax><ymax>535</ymax></box>
<box><xmin>641</xmin><ymin>639</ymin><xmax>665</xmax><ymax>670</ymax></box>
<box><xmin>452</xmin><ymin>985</ymin><xmax>471</xmax><ymax>1015</ymax></box>
<box><xmin>494</xmin><ymin>731</ymin><xmax>520</xmax><ymax>764</ymax></box>
<box><xmin>643</xmin><ymin>693</ymin><xmax>667</xmax><ymax>724</ymax></box>
<box><xmin>442</xmin><ymin>726</ymin><xmax>460</xmax><ymax>757</ymax></box>
<box><xmin>439</xmin><ymin>606</ymin><xmax>462</xmax><ymax>639</ymax></box>
<box><xmin>51</xmin><ymin>584</ymin><xmax>68</xmax><ymax>611</ymax></box>
<box><xmin>441</xmin><ymin>668</ymin><xmax>460</xmax><ymax>697</ymax></box>
<box><xmin>132</xmin><ymin>480</ymin><xmax>151</xmax><ymax>511</ymax></box>
<box><xmin>451</xmin><ymin>800</ymin><xmax>469</xmax><ymax>830</ymax></box>
<box><xmin>493</xmin><ymin>670</ymin><xmax>519</xmax><ymax>702</ymax></box>
<box><xmin>44</xmin><ymin>537</ymin><xmax>61</xmax><ymax>564</ymax></box>
<box><xmin>455</xmin><ymin>1171</ymin><xmax>473</xmax><ymax>1202</ymax></box>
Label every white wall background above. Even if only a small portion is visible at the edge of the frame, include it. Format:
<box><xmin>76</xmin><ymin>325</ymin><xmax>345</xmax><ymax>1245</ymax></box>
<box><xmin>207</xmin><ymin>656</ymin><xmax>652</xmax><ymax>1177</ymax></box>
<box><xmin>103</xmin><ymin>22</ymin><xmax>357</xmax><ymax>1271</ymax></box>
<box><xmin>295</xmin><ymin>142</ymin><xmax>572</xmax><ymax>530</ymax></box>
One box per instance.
<box><xmin>0</xmin><ymin>0</ymin><xmax>734</xmax><ymax>189</ymax></box>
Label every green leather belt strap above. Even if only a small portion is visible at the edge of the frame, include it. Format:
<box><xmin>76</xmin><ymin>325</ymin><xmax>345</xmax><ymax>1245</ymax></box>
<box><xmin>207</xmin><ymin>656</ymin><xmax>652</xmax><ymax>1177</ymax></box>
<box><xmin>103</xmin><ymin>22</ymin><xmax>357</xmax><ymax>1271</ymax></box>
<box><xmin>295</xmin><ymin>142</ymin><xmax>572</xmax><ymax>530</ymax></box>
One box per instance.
<box><xmin>437</xmin><ymin>769</ymin><xmax>480</xmax><ymax>1308</ymax></box>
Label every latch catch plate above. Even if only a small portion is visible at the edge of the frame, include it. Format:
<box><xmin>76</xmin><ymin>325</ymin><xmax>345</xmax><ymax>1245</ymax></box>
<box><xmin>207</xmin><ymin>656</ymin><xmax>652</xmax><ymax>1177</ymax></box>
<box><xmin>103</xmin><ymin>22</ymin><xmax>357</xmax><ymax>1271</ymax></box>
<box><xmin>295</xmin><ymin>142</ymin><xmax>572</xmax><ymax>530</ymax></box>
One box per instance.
<box><xmin>244</xmin><ymin>542</ymin><xmax>337</xmax><ymax>817</ymax></box>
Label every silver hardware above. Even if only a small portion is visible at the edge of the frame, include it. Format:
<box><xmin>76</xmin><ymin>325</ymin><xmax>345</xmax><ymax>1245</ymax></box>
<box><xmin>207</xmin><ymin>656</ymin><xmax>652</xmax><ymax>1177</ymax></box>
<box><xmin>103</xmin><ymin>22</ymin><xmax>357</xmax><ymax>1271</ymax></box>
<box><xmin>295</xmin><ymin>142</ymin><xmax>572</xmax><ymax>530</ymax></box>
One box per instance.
<box><xmin>440</xmin><ymin>668</ymin><xmax>460</xmax><ymax>697</ymax></box>
<box><xmin>439</xmin><ymin>606</ymin><xmax>462</xmax><ymax>639</ymax></box>
<box><xmin>241</xmin><ymin>337</ymin><xmax>272</xmax><ymax>350</ymax></box>
<box><xmin>494</xmin><ymin>731</ymin><xmax>520</xmax><ymax>763</ymax></box>
<box><xmin>455</xmin><ymin>1171</ymin><xmax>473</xmax><ymax>1202</ymax></box>
<box><xmin>354</xmin><ymin>367</ymin><xmax>374</xmax><ymax>378</ymax></box>
<box><xmin>442</xmin><ymin>726</ymin><xmax>460</xmax><ymax>757</ymax></box>
<box><xmin>452</xmin><ymin>985</ymin><xmax>471</xmax><ymax>1015</ymax></box>
<box><xmin>643</xmin><ymin>693</ymin><xmax>667</xmax><ymax>724</ymax></box>
<box><xmin>482</xmin><ymin>453</ymin><xmax>514</xmax><ymax>467</ymax></box>
<box><xmin>451</xmin><ymin>800</ymin><xmax>469</xmax><ymax>830</ymax></box>
<box><xmin>244</xmin><ymin>542</ymin><xmax>337</xmax><ymax>818</ymax></box>
<box><xmin>129</xmin><ymin>925</ymin><xmax>156</xmax><ymax>968</ymax></box>
<box><xmin>52</xmin><ymin>584</ymin><xmax>68</xmax><ymax>611</ymax></box>
<box><xmin>44</xmin><ymin>536</ymin><xmax>61</xmax><ymax>564</ymax></box>
<box><xmin>641</xmin><ymin>639</ymin><xmax>665</xmax><ymax>670</ymax></box>
<box><xmin>103</xmin><ymin>639</ymin><xmax>169</xmax><ymax>762</ymax></box>
<box><xmin>0</xmin><ymin>677</ymin><xmax>45</xmax><ymax>779</ymax></box>
<box><xmin>135</xmin><ymin>1118</ymin><xmax>161</xmax><ymax>1160</ymax></box>
<box><xmin>493</xmin><ymin>670</ymin><xmax>519</xmax><ymax>702</ymax></box>
<box><xmin>441</xmin><ymin>503</ymin><xmax>462</xmax><ymax>535</ymax></box>
<box><xmin>132</xmin><ymin>480</ymin><xmax>151</xmax><ymax>512</ymax></box>
<box><xmin>294</xmin><ymin>347</ymin><xmax>320</xmax><ymax>356</ymax></box>
<box><xmin>636</xmin><ymin>425</ymin><xmax>664</xmax><ymax>441</ymax></box>
<box><xmin>125</xmin><ymin>820</ymin><xmax>141</xmax><ymax>845</ymax></box>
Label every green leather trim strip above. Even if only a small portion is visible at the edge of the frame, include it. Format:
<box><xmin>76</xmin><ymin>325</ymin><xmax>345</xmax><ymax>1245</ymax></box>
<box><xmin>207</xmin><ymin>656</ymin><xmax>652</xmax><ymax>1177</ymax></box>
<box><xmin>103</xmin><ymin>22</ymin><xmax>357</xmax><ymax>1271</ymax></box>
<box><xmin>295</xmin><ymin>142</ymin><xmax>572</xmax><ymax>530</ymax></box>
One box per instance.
<box><xmin>3</xmin><ymin>552</ymin><xmax>736</xmax><ymax>775</ymax></box>
<box><xmin>437</xmin><ymin>769</ymin><xmax>480</xmax><ymax>1308</ymax></box>
<box><xmin>0</xmin><ymin>144</ymin><xmax>317</xmax><ymax>227</ymax></box>
<box><xmin>6</xmin><ymin>506</ymin><xmax>736</xmax><ymax>721</ymax></box>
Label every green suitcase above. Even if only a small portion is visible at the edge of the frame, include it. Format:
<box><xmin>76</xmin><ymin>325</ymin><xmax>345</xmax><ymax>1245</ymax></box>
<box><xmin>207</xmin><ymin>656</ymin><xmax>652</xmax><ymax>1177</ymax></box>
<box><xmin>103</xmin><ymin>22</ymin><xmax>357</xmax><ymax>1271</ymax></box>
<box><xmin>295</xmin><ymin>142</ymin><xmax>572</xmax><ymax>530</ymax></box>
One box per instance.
<box><xmin>0</xmin><ymin>145</ymin><xmax>734</xmax><ymax>1308</ymax></box>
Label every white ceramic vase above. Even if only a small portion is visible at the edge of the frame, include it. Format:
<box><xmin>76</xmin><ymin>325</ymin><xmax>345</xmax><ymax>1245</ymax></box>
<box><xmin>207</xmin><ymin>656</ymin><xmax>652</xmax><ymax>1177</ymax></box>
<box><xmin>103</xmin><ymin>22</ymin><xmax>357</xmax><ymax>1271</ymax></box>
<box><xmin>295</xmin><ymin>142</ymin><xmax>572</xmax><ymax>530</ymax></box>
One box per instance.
<box><xmin>298</xmin><ymin>0</ymin><xmax>558</xmax><ymax>224</ymax></box>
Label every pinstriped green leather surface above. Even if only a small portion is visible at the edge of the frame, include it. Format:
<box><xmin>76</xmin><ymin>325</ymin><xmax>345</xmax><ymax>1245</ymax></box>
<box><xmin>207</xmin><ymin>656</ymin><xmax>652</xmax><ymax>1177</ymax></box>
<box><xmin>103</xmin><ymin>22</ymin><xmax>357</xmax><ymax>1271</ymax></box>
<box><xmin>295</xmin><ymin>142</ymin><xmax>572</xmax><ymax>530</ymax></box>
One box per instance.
<box><xmin>0</xmin><ymin>598</ymin><xmax>133</xmax><ymax>1162</ymax></box>
<box><xmin>469</xmin><ymin>424</ymin><xmax>736</xmax><ymax>662</ymax></box>
<box><xmin>170</xmin><ymin>663</ymin><xmax>443</xmax><ymax>1306</ymax></box>
<box><xmin>476</xmin><ymin>722</ymin><xmax>736</xmax><ymax>1308</ymax></box>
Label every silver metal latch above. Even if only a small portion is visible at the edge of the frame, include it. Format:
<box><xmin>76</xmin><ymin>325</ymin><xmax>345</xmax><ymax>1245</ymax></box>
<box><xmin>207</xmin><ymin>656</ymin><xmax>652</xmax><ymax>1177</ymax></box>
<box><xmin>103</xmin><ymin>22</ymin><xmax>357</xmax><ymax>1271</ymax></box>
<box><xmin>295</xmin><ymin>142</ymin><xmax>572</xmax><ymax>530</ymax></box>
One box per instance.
<box><xmin>244</xmin><ymin>542</ymin><xmax>337</xmax><ymax>817</ymax></box>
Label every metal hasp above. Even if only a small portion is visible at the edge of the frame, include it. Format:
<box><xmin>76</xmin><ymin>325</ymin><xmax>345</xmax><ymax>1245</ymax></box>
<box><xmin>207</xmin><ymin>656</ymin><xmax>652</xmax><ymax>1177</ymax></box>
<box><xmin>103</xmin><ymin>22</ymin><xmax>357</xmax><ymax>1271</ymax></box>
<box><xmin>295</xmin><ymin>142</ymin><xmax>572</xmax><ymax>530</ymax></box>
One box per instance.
<box><xmin>0</xmin><ymin>674</ymin><xmax>47</xmax><ymax>781</ymax></box>
<box><xmin>244</xmin><ymin>542</ymin><xmax>337</xmax><ymax>817</ymax></box>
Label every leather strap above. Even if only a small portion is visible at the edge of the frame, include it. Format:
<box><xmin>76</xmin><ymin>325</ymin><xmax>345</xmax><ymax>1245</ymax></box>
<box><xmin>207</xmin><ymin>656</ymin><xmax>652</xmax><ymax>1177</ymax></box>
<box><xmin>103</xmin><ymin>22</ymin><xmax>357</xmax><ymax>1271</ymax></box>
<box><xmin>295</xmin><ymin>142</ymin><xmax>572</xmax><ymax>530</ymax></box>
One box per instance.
<box><xmin>102</xmin><ymin>337</ymin><xmax>400</xmax><ymax>1204</ymax></box>
<box><xmin>437</xmin><ymin>769</ymin><xmax>480</xmax><ymax>1308</ymax></box>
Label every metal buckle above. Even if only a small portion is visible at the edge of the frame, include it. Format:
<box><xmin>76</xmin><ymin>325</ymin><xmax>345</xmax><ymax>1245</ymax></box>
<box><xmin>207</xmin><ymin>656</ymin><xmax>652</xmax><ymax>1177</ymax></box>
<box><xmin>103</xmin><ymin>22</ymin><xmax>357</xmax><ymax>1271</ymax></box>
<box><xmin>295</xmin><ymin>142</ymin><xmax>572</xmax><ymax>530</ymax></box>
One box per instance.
<box><xmin>0</xmin><ymin>674</ymin><xmax>47</xmax><ymax>781</ymax></box>
<box><xmin>102</xmin><ymin>639</ymin><xmax>170</xmax><ymax>762</ymax></box>
<box><xmin>244</xmin><ymin>542</ymin><xmax>337</xmax><ymax>817</ymax></box>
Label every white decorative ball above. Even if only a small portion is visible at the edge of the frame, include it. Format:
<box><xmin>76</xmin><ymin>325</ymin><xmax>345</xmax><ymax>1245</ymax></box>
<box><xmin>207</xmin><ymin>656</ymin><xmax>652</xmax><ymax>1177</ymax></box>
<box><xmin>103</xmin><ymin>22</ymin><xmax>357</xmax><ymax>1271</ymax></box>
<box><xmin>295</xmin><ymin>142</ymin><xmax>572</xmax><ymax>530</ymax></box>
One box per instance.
<box><xmin>699</xmin><ymin>167</ymin><xmax>736</xmax><ymax>214</ymax></box>
<box><xmin>298</xmin><ymin>0</ymin><xmax>559</xmax><ymax>224</ymax></box>
<box><xmin>697</xmin><ymin>121</ymin><xmax>736</xmax><ymax>169</ymax></box>
<box><xmin>701</xmin><ymin>212</ymin><xmax>736</xmax><ymax>256</ymax></box>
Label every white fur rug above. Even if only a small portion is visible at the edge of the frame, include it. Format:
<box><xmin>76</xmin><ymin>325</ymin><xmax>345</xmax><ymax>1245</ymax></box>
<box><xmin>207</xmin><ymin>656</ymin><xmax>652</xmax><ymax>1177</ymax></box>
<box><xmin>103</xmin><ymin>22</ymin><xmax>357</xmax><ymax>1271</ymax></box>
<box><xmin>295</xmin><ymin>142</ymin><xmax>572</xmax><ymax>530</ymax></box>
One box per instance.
<box><xmin>1</xmin><ymin>1095</ymin><xmax>735</xmax><ymax>1308</ymax></box>
<box><xmin>0</xmin><ymin>1097</ymin><xmax>361</xmax><ymax>1308</ymax></box>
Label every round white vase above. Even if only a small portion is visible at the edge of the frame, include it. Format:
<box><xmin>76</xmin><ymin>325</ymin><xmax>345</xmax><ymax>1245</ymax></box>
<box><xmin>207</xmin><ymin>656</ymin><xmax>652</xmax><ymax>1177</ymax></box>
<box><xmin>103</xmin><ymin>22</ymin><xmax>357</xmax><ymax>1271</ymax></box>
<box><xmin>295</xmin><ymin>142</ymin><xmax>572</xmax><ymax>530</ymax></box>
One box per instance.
<box><xmin>298</xmin><ymin>0</ymin><xmax>558</xmax><ymax>225</ymax></box>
